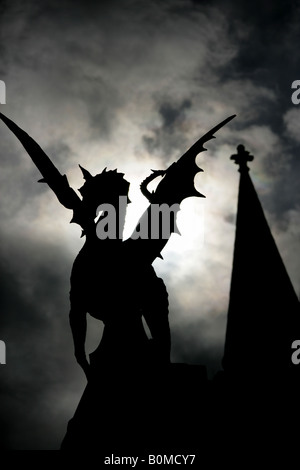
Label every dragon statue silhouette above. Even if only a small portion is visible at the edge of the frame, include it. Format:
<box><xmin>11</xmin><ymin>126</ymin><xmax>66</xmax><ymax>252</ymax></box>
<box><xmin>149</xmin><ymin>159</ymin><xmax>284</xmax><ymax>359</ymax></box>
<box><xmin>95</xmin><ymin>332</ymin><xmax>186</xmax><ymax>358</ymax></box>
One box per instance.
<box><xmin>0</xmin><ymin>111</ymin><xmax>235</xmax><ymax>378</ymax></box>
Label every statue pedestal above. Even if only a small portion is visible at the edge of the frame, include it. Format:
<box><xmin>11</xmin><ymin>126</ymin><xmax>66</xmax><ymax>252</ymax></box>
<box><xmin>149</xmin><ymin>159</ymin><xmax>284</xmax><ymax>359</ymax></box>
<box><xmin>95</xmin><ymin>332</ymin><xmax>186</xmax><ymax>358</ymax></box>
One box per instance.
<box><xmin>61</xmin><ymin>362</ymin><xmax>208</xmax><ymax>452</ymax></box>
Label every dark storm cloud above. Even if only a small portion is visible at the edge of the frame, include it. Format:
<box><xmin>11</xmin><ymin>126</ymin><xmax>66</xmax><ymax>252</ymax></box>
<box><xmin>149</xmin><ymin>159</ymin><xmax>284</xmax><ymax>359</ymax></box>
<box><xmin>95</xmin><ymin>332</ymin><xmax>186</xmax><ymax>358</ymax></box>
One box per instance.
<box><xmin>201</xmin><ymin>0</ymin><xmax>298</xmax><ymax>81</ymax></box>
<box><xmin>158</xmin><ymin>100</ymin><xmax>192</xmax><ymax>133</ymax></box>
<box><xmin>263</xmin><ymin>158</ymin><xmax>300</xmax><ymax>221</ymax></box>
<box><xmin>201</xmin><ymin>0</ymin><xmax>300</xmax><ymax>224</ymax></box>
<box><xmin>143</xmin><ymin>98</ymin><xmax>192</xmax><ymax>160</ymax></box>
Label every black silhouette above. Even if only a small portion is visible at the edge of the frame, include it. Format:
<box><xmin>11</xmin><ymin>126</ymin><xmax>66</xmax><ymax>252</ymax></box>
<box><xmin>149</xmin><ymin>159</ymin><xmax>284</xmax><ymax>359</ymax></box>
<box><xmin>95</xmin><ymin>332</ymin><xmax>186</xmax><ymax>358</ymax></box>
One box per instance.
<box><xmin>2</xmin><ymin>110</ymin><xmax>300</xmax><ymax>455</ymax></box>
<box><xmin>0</xmin><ymin>111</ymin><xmax>235</xmax><ymax>369</ymax></box>
<box><xmin>0</xmin><ymin>111</ymin><xmax>237</xmax><ymax>452</ymax></box>
<box><xmin>223</xmin><ymin>144</ymin><xmax>300</xmax><ymax>380</ymax></box>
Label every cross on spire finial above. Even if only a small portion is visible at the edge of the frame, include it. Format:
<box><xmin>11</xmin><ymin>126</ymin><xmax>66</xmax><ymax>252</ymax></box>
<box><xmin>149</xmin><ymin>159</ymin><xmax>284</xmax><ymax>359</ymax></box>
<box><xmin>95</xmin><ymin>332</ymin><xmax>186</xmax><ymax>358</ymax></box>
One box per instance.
<box><xmin>230</xmin><ymin>144</ymin><xmax>254</xmax><ymax>172</ymax></box>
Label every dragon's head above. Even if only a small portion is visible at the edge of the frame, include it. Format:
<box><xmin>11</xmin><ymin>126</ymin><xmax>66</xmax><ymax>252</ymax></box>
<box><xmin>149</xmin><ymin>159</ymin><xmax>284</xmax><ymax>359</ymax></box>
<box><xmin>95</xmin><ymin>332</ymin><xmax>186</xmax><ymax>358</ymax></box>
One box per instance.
<box><xmin>78</xmin><ymin>166</ymin><xmax>130</xmax><ymax>211</ymax></box>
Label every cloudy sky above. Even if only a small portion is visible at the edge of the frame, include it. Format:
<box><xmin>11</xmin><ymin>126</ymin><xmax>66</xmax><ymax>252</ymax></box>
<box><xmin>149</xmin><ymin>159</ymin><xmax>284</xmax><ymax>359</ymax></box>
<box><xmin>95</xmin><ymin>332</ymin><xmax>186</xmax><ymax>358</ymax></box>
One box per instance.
<box><xmin>0</xmin><ymin>0</ymin><xmax>299</xmax><ymax>450</ymax></box>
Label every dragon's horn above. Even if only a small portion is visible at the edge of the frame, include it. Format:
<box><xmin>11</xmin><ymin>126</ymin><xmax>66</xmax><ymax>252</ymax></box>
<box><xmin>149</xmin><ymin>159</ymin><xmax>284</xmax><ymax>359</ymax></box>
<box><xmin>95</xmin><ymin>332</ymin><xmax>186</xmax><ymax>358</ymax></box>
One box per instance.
<box><xmin>79</xmin><ymin>164</ymin><xmax>92</xmax><ymax>181</ymax></box>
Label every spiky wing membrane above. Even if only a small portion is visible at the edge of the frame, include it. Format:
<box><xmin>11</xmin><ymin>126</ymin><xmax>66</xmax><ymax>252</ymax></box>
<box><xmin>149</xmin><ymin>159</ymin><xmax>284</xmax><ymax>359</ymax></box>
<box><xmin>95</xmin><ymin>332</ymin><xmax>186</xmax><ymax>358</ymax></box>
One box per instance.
<box><xmin>0</xmin><ymin>112</ymin><xmax>81</xmax><ymax>210</ymax></box>
<box><xmin>151</xmin><ymin>160</ymin><xmax>204</xmax><ymax>206</ymax></box>
<box><xmin>128</xmin><ymin>115</ymin><xmax>236</xmax><ymax>264</ymax></box>
<box><xmin>152</xmin><ymin>115</ymin><xmax>236</xmax><ymax>205</ymax></box>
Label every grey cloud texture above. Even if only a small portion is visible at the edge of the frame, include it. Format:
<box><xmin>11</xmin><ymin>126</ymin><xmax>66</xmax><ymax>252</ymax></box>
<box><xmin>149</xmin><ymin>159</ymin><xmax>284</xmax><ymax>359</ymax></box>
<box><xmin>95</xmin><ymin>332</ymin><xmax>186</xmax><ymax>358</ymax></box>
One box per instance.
<box><xmin>0</xmin><ymin>0</ymin><xmax>299</xmax><ymax>449</ymax></box>
<box><xmin>143</xmin><ymin>98</ymin><xmax>192</xmax><ymax>160</ymax></box>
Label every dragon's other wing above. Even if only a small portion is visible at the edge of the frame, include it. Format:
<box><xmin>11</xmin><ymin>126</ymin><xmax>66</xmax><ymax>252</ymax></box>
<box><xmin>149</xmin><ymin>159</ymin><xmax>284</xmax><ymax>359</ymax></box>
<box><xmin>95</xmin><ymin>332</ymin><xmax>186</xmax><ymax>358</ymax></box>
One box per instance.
<box><xmin>0</xmin><ymin>112</ymin><xmax>80</xmax><ymax>210</ymax></box>
<box><xmin>131</xmin><ymin>115</ymin><xmax>236</xmax><ymax>263</ymax></box>
<box><xmin>141</xmin><ymin>114</ymin><xmax>236</xmax><ymax>205</ymax></box>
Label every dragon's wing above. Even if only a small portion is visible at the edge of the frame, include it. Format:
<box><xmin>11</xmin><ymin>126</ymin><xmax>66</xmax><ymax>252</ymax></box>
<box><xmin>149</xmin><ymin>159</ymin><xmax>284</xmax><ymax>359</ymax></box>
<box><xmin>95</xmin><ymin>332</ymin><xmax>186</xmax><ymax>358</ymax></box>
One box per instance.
<box><xmin>130</xmin><ymin>115</ymin><xmax>236</xmax><ymax>263</ymax></box>
<box><xmin>0</xmin><ymin>112</ymin><xmax>80</xmax><ymax>210</ymax></box>
<box><xmin>141</xmin><ymin>115</ymin><xmax>236</xmax><ymax>205</ymax></box>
